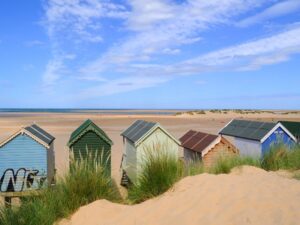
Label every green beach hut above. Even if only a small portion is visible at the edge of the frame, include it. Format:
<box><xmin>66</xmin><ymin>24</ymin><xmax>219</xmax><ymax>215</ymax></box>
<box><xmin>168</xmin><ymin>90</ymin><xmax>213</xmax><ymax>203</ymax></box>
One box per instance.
<box><xmin>67</xmin><ymin>119</ymin><xmax>113</xmax><ymax>175</ymax></box>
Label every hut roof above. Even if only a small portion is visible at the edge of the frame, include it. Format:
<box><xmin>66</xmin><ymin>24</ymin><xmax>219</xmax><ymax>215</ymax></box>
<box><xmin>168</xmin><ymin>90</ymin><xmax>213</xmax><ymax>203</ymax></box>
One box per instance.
<box><xmin>180</xmin><ymin>130</ymin><xmax>219</xmax><ymax>153</ymax></box>
<box><xmin>279</xmin><ymin>121</ymin><xmax>300</xmax><ymax>140</ymax></box>
<box><xmin>121</xmin><ymin>120</ymin><xmax>180</xmax><ymax>146</ymax></box>
<box><xmin>68</xmin><ymin>119</ymin><xmax>113</xmax><ymax>147</ymax></box>
<box><xmin>219</xmin><ymin>119</ymin><xmax>296</xmax><ymax>142</ymax></box>
<box><xmin>0</xmin><ymin>124</ymin><xmax>55</xmax><ymax>149</ymax></box>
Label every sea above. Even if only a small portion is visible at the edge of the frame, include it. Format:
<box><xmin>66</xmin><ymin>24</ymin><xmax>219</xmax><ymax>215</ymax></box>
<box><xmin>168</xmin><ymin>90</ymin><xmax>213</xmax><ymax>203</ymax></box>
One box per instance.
<box><xmin>0</xmin><ymin>108</ymin><xmax>179</xmax><ymax>115</ymax></box>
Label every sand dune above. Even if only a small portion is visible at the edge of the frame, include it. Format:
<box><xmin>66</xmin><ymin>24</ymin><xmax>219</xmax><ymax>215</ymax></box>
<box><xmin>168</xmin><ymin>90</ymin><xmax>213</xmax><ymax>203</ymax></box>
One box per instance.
<box><xmin>60</xmin><ymin>166</ymin><xmax>300</xmax><ymax>225</ymax></box>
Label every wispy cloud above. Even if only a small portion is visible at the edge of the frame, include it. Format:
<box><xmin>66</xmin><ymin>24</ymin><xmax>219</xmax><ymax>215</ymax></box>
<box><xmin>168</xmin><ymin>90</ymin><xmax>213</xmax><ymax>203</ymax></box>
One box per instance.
<box><xmin>78</xmin><ymin>76</ymin><xmax>168</xmax><ymax>98</ymax></box>
<box><xmin>44</xmin><ymin>0</ymin><xmax>128</xmax><ymax>43</ymax></box>
<box><xmin>237</xmin><ymin>0</ymin><xmax>300</xmax><ymax>27</ymax></box>
<box><xmin>40</xmin><ymin>0</ymin><xmax>300</xmax><ymax>100</ymax></box>
<box><xmin>82</xmin><ymin>0</ymin><xmax>269</xmax><ymax>75</ymax></box>
<box><xmin>184</xmin><ymin>26</ymin><xmax>300</xmax><ymax>71</ymax></box>
<box><xmin>42</xmin><ymin>0</ymin><xmax>129</xmax><ymax>88</ymax></box>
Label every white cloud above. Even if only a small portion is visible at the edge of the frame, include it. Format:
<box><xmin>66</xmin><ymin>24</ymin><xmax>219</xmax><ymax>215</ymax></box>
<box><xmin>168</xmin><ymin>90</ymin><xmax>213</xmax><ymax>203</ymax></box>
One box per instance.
<box><xmin>42</xmin><ymin>58</ymin><xmax>65</xmax><ymax>88</ymax></box>
<box><xmin>238</xmin><ymin>0</ymin><xmax>300</xmax><ymax>27</ymax></box>
<box><xmin>82</xmin><ymin>0</ymin><xmax>269</xmax><ymax>74</ymax></box>
<box><xmin>41</xmin><ymin>0</ymin><xmax>300</xmax><ymax>99</ymax></box>
<box><xmin>44</xmin><ymin>0</ymin><xmax>128</xmax><ymax>43</ymax></box>
<box><xmin>185</xmin><ymin>26</ymin><xmax>300</xmax><ymax>70</ymax></box>
<box><xmin>78</xmin><ymin>76</ymin><xmax>168</xmax><ymax>98</ymax></box>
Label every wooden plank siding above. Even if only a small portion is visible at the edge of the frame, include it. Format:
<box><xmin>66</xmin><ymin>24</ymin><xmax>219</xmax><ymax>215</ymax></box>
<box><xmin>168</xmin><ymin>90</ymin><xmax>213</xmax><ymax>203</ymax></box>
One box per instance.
<box><xmin>0</xmin><ymin>134</ymin><xmax>48</xmax><ymax>192</ymax></box>
<box><xmin>202</xmin><ymin>137</ymin><xmax>238</xmax><ymax>167</ymax></box>
<box><xmin>70</xmin><ymin>131</ymin><xmax>111</xmax><ymax>176</ymax></box>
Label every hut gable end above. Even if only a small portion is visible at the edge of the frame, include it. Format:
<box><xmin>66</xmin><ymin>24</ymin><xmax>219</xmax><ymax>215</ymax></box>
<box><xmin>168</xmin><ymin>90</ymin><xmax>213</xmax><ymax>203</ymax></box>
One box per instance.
<box><xmin>68</xmin><ymin>119</ymin><xmax>113</xmax><ymax>147</ymax></box>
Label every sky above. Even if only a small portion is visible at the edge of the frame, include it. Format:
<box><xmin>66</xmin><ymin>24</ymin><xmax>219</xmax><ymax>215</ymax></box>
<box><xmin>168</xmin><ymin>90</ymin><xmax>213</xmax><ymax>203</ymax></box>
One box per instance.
<box><xmin>1</xmin><ymin>0</ymin><xmax>300</xmax><ymax>109</ymax></box>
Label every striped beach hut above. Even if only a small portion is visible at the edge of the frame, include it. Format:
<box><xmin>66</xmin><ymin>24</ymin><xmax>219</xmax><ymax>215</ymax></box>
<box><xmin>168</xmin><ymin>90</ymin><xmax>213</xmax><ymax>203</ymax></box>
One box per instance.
<box><xmin>120</xmin><ymin>120</ymin><xmax>180</xmax><ymax>185</ymax></box>
<box><xmin>0</xmin><ymin>124</ymin><xmax>55</xmax><ymax>193</ymax></box>
<box><xmin>180</xmin><ymin>130</ymin><xmax>238</xmax><ymax>167</ymax></box>
<box><xmin>219</xmin><ymin>119</ymin><xmax>296</xmax><ymax>157</ymax></box>
<box><xmin>67</xmin><ymin>119</ymin><xmax>113</xmax><ymax>175</ymax></box>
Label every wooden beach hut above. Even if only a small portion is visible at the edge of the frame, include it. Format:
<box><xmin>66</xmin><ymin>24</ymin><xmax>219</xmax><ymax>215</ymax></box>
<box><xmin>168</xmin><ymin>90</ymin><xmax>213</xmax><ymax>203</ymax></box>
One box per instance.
<box><xmin>279</xmin><ymin>121</ymin><xmax>300</xmax><ymax>143</ymax></box>
<box><xmin>219</xmin><ymin>119</ymin><xmax>296</xmax><ymax>157</ymax></box>
<box><xmin>67</xmin><ymin>119</ymin><xmax>113</xmax><ymax>175</ymax></box>
<box><xmin>120</xmin><ymin>120</ymin><xmax>180</xmax><ymax>185</ymax></box>
<box><xmin>180</xmin><ymin>130</ymin><xmax>238</xmax><ymax>167</ymax></box>
<box><xmin>0</xmin><ymin>124</ymin><xmax>55</xmax><ymax>193</ymax></box>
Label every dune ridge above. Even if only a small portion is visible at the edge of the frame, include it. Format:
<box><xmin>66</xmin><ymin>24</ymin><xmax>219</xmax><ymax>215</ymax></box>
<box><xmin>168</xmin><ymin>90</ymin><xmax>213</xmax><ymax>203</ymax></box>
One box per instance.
<box><xmin>60</xmin><ymin>166</ymin><xmax>300</xmax><ymax>225</ymax></box>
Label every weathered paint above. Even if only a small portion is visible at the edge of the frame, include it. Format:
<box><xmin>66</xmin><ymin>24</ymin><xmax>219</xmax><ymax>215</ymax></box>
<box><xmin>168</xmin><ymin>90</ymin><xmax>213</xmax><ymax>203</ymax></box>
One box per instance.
<box><xmin>262</xmin><ymin>127</ymin><xmax>295</xmax><ymax>154</ymax></box>
<box><xmin>70</xmin><ymin>131</ymin><xmax>112</xmax><ymax>176</ymax></box>
<box><xmin>0</xmin><ymin>134</ymin><xmax>48</xmax><ymax>192</ymax></box>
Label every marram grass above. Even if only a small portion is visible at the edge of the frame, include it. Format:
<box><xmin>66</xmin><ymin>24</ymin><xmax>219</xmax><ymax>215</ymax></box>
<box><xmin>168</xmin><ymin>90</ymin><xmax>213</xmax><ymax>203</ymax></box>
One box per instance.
<box><xmin>0</xmin><ymin>148</ymin><xmax>120</xmax><ymax>225</ymax></box>
<box><xmin>127</xmin><ymin>143</ymin><xmax>183</xmax><ymax>204</ymax></box>
<box><xmin>1</xmin><ymin>144</ymin><xmax>300</xmax><ymax>224</ymax></box>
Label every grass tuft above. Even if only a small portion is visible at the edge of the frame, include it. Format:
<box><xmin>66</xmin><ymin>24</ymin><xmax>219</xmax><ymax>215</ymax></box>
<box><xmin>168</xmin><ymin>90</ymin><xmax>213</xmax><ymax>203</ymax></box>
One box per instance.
<box><xmin>127</xmin><ymin>144</ymin><xmax>182</xmax><ymax>203</ymax></box>
<box><xmin>209</xmin><ymin>155</ymin><xmax>260</xmax><ymax>174</ymax></box>
<box><xmin>0</xmin><ymin>149</ymin><xmax>120</xmax><ymax>225</ymax></box>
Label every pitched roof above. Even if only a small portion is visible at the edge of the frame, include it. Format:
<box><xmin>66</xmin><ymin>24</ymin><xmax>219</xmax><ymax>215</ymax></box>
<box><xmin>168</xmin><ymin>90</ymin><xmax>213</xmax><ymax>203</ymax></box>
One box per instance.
<box><xmin>279</xmin><ymin>121</ymin><xmax>300</xmax><ymax>139</ymax></box>
<box><xmin>180</xmin><ymin>130</ymin><xmax>219</xmax><ymax>153</ymax></box>
<box><xmin>68</xmin><ymin>119</ymin><xmax>113</xmax><ymax>147</ymax></box>
<box><xmin>121</xmin><ymin>120</ymin><xmax>180</xmax><ymax>146</ymax></box>
<box><xmin>0</xmin><ymin>124</ymin><xmax>55</xmax><ymax>148</ymax></box>
<box><xmin>219</xmin><ymin>119</ymin><xmax>277</xmax><ymax>141</ymax></box>
<box><xmin>121</xmin><ymin>120</ymin><xmax>157</xmax><ymax>144</ymax></box>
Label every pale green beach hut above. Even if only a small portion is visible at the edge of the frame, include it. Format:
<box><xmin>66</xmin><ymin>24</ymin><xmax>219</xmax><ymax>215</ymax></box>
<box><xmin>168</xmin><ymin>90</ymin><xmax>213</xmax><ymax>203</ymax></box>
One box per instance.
<box><xmin>120</xmin><ymin>120</ymin><xmax>180</xmax><ymax>185</ymax></box>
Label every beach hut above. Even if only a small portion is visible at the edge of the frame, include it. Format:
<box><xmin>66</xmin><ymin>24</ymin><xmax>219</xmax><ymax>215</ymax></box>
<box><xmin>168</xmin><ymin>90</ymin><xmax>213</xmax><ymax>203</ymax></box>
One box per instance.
<box><xmin>180</xmin><ymin>130</ymin><xmax>238</xmax><ymax>167</ymax></box>
<box><xmin>67</xmin><ymin>119</ymin><xmax>113</xmax><ymax>175</ymax></box>
<box><xmin>120</xmin><ymin>120</ymin><xmax>180</xmax><ymax>185</ymax></box>
<box><xmin>0</xmin><ymin>124</ymin><xmax>55</xmax><ymax>193</ymax></box>
<box><xmin>219</xmin><ymin>119</ymin><xmax>296</xmax><ymax>157</ymax></box>
<box><xmin>278</xmin><ymin>121</ymin><xmax>300</xmax><ymax>143</ymax></box>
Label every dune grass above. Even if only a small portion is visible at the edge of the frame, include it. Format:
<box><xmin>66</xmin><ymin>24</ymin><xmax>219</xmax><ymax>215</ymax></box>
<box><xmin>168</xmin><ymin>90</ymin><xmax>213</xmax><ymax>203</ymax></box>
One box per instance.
<box><xmin>1</xmin><ymin>143</ymin><xmax>300</xmax><ymax>224</ymax></box>
<box><xmin>0</xmin><ymin>149</ymin><xmax>120</xmax><ymax>225</ymax></box>
<box><xmin>209</xmin><ymin>155</ymin><xmax>260</xmax><ymax>174</ymax></box>
<box><xmin>261</xmin><ymin>144</ymin><xmax>300</xmax><ymax>171</ymax></box>
<box><xmin>127</xmin><ymin>144</ymin><xmax>183</xmax><ymax>203</ymax></box>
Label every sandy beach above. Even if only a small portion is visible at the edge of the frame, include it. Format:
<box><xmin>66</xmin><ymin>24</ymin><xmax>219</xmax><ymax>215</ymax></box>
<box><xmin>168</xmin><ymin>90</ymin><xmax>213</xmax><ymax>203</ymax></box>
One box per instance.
<box><xmin>1</xmin><ymin>110</ymin><xmax>300</xmax><ymax>183</ymax></box>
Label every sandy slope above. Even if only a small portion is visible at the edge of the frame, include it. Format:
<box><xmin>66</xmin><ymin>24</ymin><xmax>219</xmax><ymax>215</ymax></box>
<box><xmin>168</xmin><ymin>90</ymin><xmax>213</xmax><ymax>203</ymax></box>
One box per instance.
<box><xmin>60</xmin><ymin>166</ymin><xmax>300</xmax><ymax>225</ymax></box>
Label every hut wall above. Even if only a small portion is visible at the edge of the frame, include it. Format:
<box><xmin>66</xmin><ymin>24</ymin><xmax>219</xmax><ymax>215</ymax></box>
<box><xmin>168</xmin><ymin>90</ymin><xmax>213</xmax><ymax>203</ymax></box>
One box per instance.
<box><xmin>70</xmin><ymin>131</ymin><xmax>111</xmax><ymax>175</ymax></box>
<box><xmin>234</xmin><ymin>137</ymin><xmax>261</xmax><ymax>157</ymax></box>
<box><xmin>262</xmin><ymin>127</ymin><xmax>295</xmax><ymax>155</ymax></box>
<box><xmin>137</xmin><ymin>127</ymin><xmax>179</xmax><ymax>176</ymax></box>
<box><xmin>0</xmin><ymin>133</ymin><xmax>48</xmax><ymax>192</ymax></box>
<box><xmin>202</xmin><ymin>139</ymin><xmax>238</xmax><ymax>167</ymax></box>
<box><xmin>47</xmin><ymin>143</ymin><xmax>55</xmax><ymax>185</ymax></box>
<box><xmin>184</xmin><ymin>148</ymin><xmax>201</xmax><ymax>162</ymax></box>
<box><xmin>124</xmin><ymin>139</ymin><xmax>137</xmax><ymax>182</ymax></box>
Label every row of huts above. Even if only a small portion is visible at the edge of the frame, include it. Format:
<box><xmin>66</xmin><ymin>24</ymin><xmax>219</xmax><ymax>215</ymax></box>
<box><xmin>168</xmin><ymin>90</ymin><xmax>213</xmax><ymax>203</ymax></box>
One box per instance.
<box><xmin>0</xmin><ymin>119</ymin><xmax>299</xmax><ymax>193</ymax></box>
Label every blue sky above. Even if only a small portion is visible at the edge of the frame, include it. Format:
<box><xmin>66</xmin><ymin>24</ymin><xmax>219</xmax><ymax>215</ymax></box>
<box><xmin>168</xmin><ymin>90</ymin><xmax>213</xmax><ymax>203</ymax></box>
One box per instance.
<box><xmin>1</xmin><ymin>0</ymin><xmax>300</xmax><ymax>109</ymax></box>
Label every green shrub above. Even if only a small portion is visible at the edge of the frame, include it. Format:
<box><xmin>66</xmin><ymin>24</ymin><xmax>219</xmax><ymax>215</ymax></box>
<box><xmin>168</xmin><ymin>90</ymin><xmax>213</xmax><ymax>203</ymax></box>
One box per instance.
<box><xmin>128</xmin><ymin>144</ymin><xmax>182</xmax><ymax>203</ymax></box>
<box><xmin>0</xmin><ymin>149</ymin><xmax>120</xmax><ymax>225</ymax></box>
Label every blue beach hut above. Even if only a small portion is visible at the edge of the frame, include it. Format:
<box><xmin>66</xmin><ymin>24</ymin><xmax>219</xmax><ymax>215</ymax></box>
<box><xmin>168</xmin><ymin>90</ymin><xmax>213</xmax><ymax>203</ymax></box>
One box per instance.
<box><xmin>0</xmin><ymin>124</ymin><xmax>55</xmax><ymax>193</ymax></box>
<box><xmin>219</xmin><ymin>119</ymin><xmax>296</xmax><ymax>157</ymax></box>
